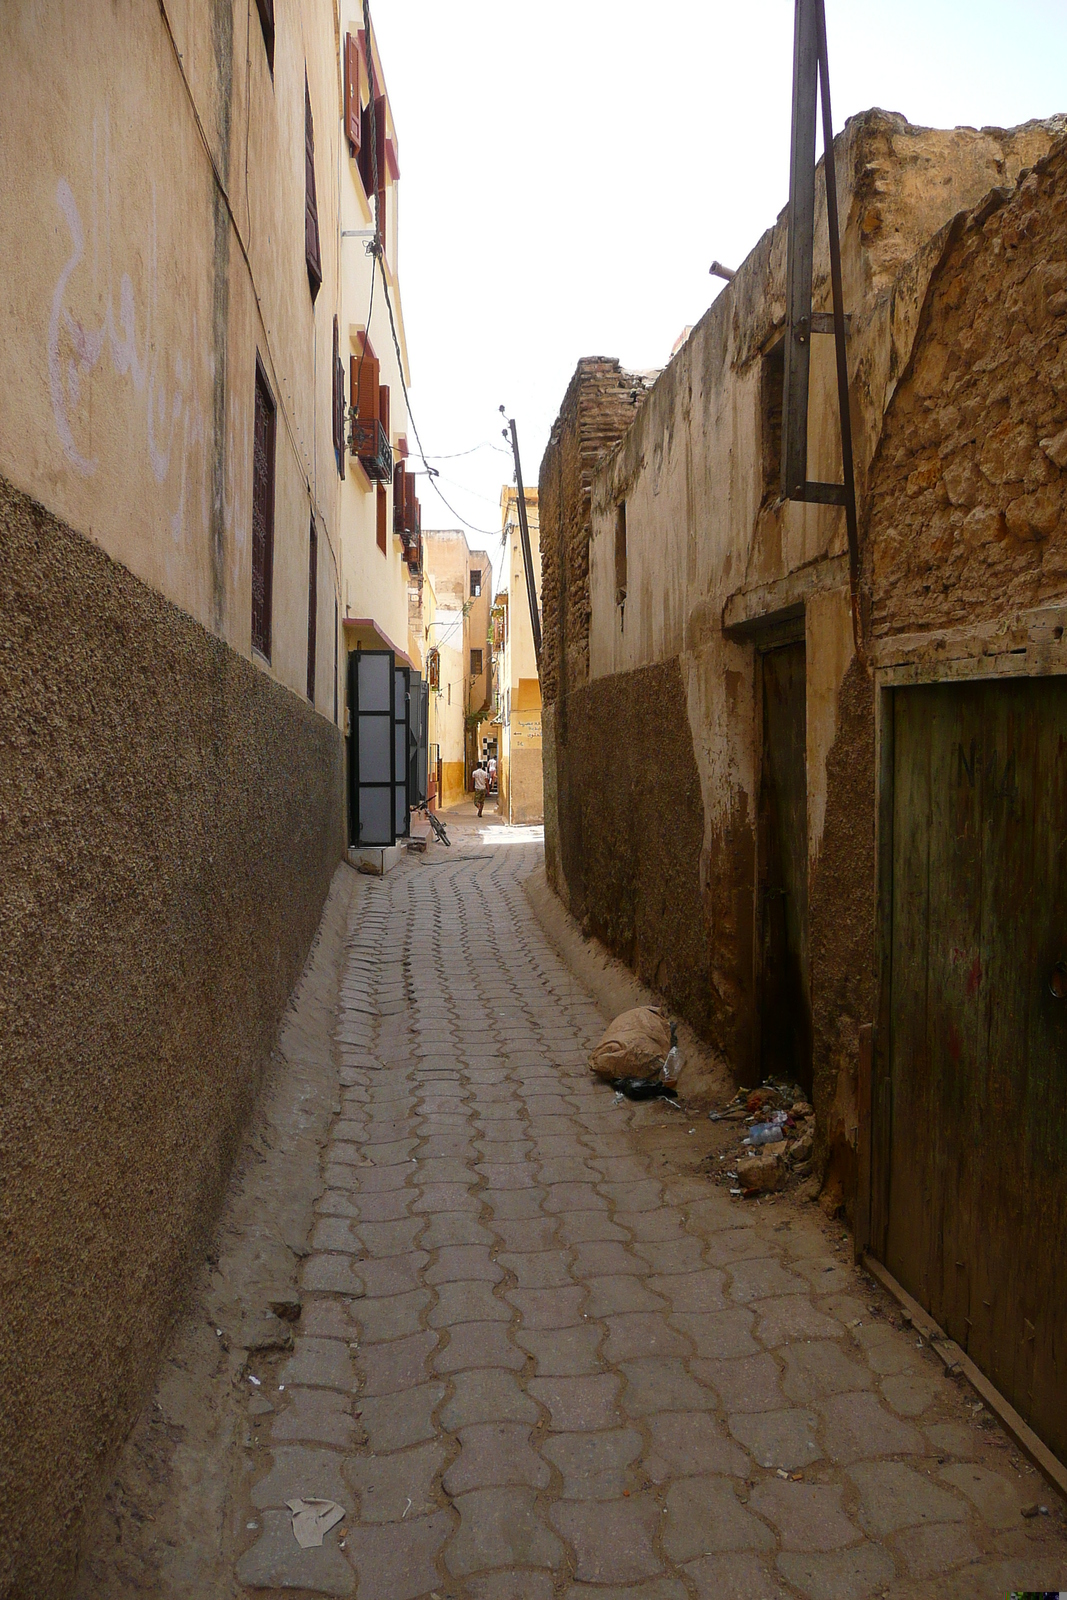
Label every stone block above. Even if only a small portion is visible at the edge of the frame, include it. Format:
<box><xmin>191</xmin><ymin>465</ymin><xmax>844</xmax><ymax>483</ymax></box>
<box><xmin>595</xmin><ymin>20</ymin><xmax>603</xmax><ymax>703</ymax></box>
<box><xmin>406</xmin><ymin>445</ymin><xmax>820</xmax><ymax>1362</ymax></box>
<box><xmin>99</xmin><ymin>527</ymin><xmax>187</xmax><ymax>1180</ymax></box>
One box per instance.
<box><xmin>347</xmin><ymin>1510</ymin><xmax>452</xmax><ymax>1600</ymax></box>
<box><xmin>551</xmin><ymin>1495</ymin><xmax>663</xmax><ymax>1583</ymax></box>
<box><xmin>542</xmin><ymin>1427</ymin><xmax>644</xmax><ymax>1499</ymax></box>
<box><xmin>446</xmin><ymin>1486</ymin><xmax>564</xmax><ymax>1575</ymax></box>
<box><xmin>442</xmin><ymin>1422</ymin><xmax>550</xmax><ymax>1494</ymax></box>
<box><xmin>748</xmin><ymin>1480</ymin><xmax>860</xmax><ymax>1551</ymax></box>
<box><xmin>663</xmin><ymin>1477</ymin><xmax>775</xmax><ymax>1561</ymax></box>
<box><xmin>235</xmin><ymin>1507</ymin><xmax>355</xmax><ymax>1595</ymax></box>
<box><xmin>345</xmin><ymin>1439</ymin><xmax>447</xmax><ymax>1522</ymax></box>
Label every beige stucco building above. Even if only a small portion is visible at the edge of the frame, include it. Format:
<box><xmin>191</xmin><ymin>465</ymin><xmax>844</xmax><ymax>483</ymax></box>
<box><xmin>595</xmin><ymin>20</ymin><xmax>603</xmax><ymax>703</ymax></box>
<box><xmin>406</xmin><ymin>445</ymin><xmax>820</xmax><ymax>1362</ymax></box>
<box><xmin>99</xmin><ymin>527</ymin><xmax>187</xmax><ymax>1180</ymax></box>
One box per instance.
<box><xmin>0</xmin><ymin>3</ymin><xmax>421</xmax><ymax>1591</ymax></box>
<box><xmin>495</xmin><ymin>486</ymin><xmax>543</xmax><ymax>823</ymax></box>
<box><xmin>337</xmin><ymin>9</ymin><xmax>420</xmax><ymax>691</ymax></box>
<box><xmin>416</xmin><ymin>528</ymin><xmax>492</xmax><ymax>808</ymax></box>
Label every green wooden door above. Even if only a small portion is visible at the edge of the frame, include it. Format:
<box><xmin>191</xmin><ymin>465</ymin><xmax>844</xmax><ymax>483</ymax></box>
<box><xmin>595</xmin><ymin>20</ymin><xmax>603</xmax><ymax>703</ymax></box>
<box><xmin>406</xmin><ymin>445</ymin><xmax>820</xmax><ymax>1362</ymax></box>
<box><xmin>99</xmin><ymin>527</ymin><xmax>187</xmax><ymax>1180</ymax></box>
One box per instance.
<box><xmin>884</xmin><ymin>676</ymin><xmax>1067</xmax><ymax>1463</ymax></box>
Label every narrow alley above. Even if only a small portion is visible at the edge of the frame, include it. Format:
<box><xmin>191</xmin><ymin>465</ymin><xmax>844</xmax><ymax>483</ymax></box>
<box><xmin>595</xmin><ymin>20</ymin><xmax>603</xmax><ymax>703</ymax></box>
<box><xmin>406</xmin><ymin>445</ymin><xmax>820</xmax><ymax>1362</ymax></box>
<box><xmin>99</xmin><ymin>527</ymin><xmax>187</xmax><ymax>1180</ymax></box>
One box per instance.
<box><xmin>80</xmin><ymin>814</ymin><xmax>1067</xmax><ymax>1600</ymax></box>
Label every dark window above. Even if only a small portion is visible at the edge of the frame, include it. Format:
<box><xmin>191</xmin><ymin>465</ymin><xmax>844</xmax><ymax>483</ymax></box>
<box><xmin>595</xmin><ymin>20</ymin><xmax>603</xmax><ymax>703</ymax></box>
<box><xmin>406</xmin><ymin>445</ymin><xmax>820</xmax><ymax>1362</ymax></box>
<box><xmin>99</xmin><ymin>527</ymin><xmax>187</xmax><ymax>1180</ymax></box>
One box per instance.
<box><xmin>470</xmin><ymin>569</ymin><xmax>482</xmax><ymax>598</ymax></box>
<box><xmin>307</xmin><ymin>520</ymin><xmax>318</xmax><ymax>702</ymax></box>
<box><xmin>344</xmin><ymin>33</ymin><xmax>361</xmax><ymax>154</ymax></box>
<box><xmin>761</xmin><ymin>339</ymin><xmax>785</xmax><ymax>499</ymax></box>
<box><xmin>252</xmin><ymin>360</ymin><xmax>276</xmax><ymax>659</ymax></box>
<box><xmin>357</xmin><ymin>88</ymin><xmax>388</xmax><ymax>243</ymax></box>
<box><xmin>378</xmin><ymin>383</ymin><xmax>390</xmax><ymax>441</ymax></box>
<box><xmin>614</xmin><ymin>501</ymin><xmax>627</xmax><ymax>607</ymax></box>
<box><xmin>332</xmin><ymin>316</ymin><xmax>345</xmax><ymax>478</ymax></box>
<box><xmin>470</xmin><ymin>648</ymin><xmax>483</xmax><ymax>677</ymax></box>
<box><xmin>305</xmin><ymin>75</ymin><xmax>322</xmax><ymax>301</ymax></box>
<box><xmin>254</xmin><ymin>0</ymin><xmax>274</xmax><ymax>72</ymax></box>
<box><xmin>333</xmin><ymin>600</ymin><xmax>338</xmax><ymax>724</ymax></box>
<box><xmin>376</xmin><ymin>483</ymin><xmax>387</xmax><ymax>553</ymax></box>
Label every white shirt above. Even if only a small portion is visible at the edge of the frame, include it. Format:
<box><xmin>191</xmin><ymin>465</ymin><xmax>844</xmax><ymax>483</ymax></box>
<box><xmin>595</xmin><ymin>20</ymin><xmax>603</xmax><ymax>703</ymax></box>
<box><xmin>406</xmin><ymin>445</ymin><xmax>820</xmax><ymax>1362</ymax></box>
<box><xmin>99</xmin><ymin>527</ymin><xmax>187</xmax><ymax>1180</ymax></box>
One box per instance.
<box><xmin>473</xmin><ymin>768</ymin><xmax>488</xmax><ymax>792</ymax></box>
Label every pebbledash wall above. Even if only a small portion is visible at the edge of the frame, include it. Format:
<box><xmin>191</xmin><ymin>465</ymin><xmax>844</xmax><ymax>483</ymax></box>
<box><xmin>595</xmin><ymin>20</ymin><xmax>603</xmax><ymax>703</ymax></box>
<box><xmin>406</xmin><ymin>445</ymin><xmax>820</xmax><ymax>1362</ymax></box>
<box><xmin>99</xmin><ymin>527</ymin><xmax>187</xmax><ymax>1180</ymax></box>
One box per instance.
<box><xmin>539</xmin><ymin>112</ymin><xmax>1066</xmax><ymax>1163</ymax></box>
<box><xmin>0</xmin><ymin>4</ymin><xmax>346</xmax><ymax>1594</ymax></box>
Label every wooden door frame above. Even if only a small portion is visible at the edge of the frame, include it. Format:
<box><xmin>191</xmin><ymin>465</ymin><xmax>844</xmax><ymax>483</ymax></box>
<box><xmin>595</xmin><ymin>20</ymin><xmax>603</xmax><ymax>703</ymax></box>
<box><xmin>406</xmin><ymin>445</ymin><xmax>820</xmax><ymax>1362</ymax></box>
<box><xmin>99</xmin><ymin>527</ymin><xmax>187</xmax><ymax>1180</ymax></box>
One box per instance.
<box><xmin>751</xmin><ymin>613</ymin><xmax>807</xmax><ymax>1087</ymax></box>
<box><xmin>868</xmin><ymin>639</ymin><xmax>1067</xmax><ymax>1267</ymax></box>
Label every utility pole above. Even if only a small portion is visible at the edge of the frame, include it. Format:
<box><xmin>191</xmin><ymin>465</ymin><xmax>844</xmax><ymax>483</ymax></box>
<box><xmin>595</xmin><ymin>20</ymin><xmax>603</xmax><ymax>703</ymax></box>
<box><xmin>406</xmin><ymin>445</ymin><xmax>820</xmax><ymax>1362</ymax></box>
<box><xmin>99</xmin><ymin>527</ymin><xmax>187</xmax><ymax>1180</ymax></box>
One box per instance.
<box><xmin>501</xmin><ymin>410</ymin><xmax>542</xmax><ymax>677</ymax></box>
<box><xmin>781</xmin><ymin>0</ymin><xmax>860</xmax><ymax>654</ymax></box>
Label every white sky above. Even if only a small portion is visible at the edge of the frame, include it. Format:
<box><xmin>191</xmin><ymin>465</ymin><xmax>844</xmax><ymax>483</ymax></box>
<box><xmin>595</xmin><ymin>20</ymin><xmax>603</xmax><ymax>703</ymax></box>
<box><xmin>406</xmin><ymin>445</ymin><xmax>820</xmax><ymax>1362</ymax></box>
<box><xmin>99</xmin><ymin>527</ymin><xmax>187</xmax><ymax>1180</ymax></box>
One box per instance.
<box><xmin>371</xmin><ymin>0</ymin><xmax>1067</xmax><ymax>597</ymax></box>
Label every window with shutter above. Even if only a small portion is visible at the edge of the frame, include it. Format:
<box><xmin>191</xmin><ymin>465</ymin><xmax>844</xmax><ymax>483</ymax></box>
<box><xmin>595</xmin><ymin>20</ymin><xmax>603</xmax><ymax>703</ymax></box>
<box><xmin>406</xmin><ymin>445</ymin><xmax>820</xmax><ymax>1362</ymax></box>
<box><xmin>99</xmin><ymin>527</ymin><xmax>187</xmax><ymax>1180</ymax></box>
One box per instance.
<box><xmin>376</xmin><ymin>484</ymin><xmax>387</xmax><ymax>553</ymax></box>
<box><xmin>354</xmin><ymin>345</ymin><xmax>379</xmax><ymax>422</ymax></box>
<box><xmin>378</xmin><ymin>384</ymin><xmax>390</xmax><ymax>442</ymax></box>
<box><xmin>393</xmin><ymin>461</ymin><xmax>405</xmax><ymax>534</ymax></box>
<box><xmin>252</xmin><ymin>360</ymin><xmax>276</xmax><ymax>660</ymax></box>
<box><xmin>254</xmin><ymin>0</ymin><xmax>274</xmax><ymax>72</ymax></box>
<box><xmin>375</xmin><ymin>97</ymin><xmax>387</xmax><ymax>250</ymax></box>
<box><xmin>332</xmin><ymin>316</ymin><xmax>345</xmax><ymax>479</ymax></box>
<box><xmin>471</xmin><ymin>649</ymin><xmax>483</xmax><ymax>677</ymax></box>
<box><xmin>305</xmin><ymin>75</ymin><xmax>322</xmax><ymax>301</ymax></box>
<box><xmin>343</xmin><ymin>33</ymin><xmax>361</xmax><ymax>155</ymax></box>
<box><xmin>307</xmin><ymin>520</ymin><xmax>318</xmax><ymax>702</ymax></box>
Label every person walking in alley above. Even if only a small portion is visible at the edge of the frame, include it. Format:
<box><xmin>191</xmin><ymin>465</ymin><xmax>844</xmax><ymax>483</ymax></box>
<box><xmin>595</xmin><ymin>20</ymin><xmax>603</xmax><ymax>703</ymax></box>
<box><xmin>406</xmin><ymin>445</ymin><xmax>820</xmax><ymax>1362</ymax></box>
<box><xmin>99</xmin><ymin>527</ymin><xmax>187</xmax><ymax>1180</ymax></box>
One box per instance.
<box><xmin>472</xmin><ymin>759</ymin><xmax>488</xmax><ymax>816</ymax></box>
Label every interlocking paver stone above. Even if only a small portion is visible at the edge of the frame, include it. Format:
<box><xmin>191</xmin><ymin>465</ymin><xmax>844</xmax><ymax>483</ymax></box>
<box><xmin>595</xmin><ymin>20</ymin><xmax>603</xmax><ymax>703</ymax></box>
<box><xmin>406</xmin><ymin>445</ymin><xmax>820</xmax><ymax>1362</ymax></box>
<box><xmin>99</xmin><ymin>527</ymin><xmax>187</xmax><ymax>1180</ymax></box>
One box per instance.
<box><xmin>447</xmin><ymin>1486</ymin><xmax>564</xmax><ymax>1574</ymax></box>
<box><xmin>552</xmin><ymin>1495</ymin><xmax>663</xmax><ymax>1582</ymax></box>
<box><xmin>212</xmin><ymin>826</ymin><xmax>1067</xmax><ymax>1597</ymax></box>
<box><xmin>442</xmin><ymin>1422</ymin><xmax>551</xmax><ymax>1493</ymax></box>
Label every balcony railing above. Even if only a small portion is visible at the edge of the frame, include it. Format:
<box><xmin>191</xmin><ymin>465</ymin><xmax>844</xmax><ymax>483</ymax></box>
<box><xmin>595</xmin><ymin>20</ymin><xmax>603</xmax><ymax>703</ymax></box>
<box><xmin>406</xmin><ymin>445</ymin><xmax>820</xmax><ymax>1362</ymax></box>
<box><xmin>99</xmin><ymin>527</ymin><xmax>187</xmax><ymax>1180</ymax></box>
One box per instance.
<box><xmin>350</xmin><ymin>415</ymin><xmax>392</xmax><ymax>481</ymax></box>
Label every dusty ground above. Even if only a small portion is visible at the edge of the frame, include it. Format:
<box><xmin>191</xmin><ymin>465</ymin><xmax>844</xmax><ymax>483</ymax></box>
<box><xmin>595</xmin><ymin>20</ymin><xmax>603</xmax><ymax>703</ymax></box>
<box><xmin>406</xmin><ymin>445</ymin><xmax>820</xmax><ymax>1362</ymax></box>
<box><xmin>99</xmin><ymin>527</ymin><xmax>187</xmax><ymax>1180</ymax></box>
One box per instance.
<box><xmin>76</xmin><ymin>809</ymin><xmax>1067</xmax><ymax>1598</ymax></box>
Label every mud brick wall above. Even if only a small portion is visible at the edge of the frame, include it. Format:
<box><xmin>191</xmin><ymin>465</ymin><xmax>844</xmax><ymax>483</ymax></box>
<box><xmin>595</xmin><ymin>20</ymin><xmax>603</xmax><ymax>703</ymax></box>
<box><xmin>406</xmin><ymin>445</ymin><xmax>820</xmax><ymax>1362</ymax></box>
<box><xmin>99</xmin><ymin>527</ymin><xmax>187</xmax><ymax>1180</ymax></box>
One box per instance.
<box><xmin>539</xmin><ymin>358</ymin><xmax>646</xmax><ymax>710</ymax></box>
<box><xmin>867</xmin><ymin>136</ymin><xmax>1067</xmax><ymax>631</ymax></box>
<box><xmin>550</xmin><ymin>661</ymin><xmax>714</xmax><ymax>1039</ymax></box>
<box><xmin>0</xmin><ymin>479</ymin><xmax>344</xmax><ymax>1597</ymax></box>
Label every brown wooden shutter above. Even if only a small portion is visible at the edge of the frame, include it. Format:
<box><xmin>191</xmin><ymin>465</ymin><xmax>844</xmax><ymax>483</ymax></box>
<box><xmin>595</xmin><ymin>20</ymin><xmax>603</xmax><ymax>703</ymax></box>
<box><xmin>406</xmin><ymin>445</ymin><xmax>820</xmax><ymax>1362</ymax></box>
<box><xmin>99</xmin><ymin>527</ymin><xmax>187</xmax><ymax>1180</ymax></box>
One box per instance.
<box><xmin>375</xmin><ymin>96</ymin><xmax>387</xmax><ymax>241</ymax></box>
<box><xmin>344</xmin><ymin>33</ymin><xmax>361</xmax><ymax>154</ymax></box>
<box><xmin>393</xmin><ymin>461</ymin><xmax>405</xmax><ymax>532</ymax></box>
<box><xmin>376</xmin><ymin>483</ymin><xmax>387</xmax><ymax>553</ymax></box>
<box><xmin>356</xmin><ymin>351</ymin><xmax>379</xmax><ymax>422</ymax></box>
<box><xmin>405</xmin><ymin>470</ymin><xmax>417</xmax><ymax>528</ymax></box>
<box><xmin>304</xmin><ymin>75</ymin><xmax>322</xmax><ymax>299</ymax></box>
<box><xmin>378</xmin><ymin>383</ymin><xmax>390</xmax><ymax>441</ymax></box>
<box><xmin>332</xmin><ymin>316</ymin><xmax>345</xmax><ymax>479</ymax></box>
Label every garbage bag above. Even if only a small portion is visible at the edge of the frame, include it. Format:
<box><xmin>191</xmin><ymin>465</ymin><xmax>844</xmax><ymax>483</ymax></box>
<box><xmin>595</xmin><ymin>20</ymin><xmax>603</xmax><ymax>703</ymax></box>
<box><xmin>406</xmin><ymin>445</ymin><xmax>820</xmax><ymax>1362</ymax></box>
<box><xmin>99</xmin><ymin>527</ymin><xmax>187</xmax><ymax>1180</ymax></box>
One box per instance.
<box><xmin>589</xmin><ymin>1006</ymin><xmax>672</xmax><ymax>1083</ymax></box>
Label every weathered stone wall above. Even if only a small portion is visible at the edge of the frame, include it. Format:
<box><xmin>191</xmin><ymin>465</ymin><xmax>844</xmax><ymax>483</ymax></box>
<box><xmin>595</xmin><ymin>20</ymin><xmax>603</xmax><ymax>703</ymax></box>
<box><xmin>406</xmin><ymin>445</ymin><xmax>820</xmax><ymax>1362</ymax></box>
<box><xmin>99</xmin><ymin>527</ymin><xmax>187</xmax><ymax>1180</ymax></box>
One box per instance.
<box><xmin>539</xmin><ymin>359</ymin><xmax>649</xmax><ymax>713</ymax></box>
<box><xmin>0</xmin><ymin>480</ymin><xmax>344</xmax><ymax>1598</ymax></box>
<box><xmin>550</xmin><ymin>661</ymin><xmax>714</xmax><ymax>1040</ymax></box>
<box><xmin>868</xmin><ymin>136</ymin><xmax>1067</xmax><ymax>633</ymax></box>
<box><xmin>539</xmin><ymin>359</ymin><xmax>650</xmax><ymax>904</ymax></box>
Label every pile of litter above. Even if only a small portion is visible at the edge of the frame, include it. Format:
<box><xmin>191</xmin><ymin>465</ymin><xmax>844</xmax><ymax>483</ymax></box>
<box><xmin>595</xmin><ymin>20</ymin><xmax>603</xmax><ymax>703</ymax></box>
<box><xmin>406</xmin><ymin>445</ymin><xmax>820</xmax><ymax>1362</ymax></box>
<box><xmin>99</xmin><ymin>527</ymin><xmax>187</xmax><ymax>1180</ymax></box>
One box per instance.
<box><xmin>708</xmin><ymin>1080</ymin><xmax>815</xmax><ymax>1197</ymax></box>
<box><xmin>588</xmin><ymin>1007</ymin><xmax>683</xmax><ymax>1100</ymax></box>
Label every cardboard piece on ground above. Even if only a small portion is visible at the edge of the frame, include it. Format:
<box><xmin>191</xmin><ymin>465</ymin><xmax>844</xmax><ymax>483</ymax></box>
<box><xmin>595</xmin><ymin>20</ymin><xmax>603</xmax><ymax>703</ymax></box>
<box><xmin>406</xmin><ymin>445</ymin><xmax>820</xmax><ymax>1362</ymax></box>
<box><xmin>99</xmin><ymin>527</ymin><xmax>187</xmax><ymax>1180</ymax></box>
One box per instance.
<box><xmin>287</xmin><ymin>1499</ymin><xmax>346</xmax><ymax>1549</ymax></box>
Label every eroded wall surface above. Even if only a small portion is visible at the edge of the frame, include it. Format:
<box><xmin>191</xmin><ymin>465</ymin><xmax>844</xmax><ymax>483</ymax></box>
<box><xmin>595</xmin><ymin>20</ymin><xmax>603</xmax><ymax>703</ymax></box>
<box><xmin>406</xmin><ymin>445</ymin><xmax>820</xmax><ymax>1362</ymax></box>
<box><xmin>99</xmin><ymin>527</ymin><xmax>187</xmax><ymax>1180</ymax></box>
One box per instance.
<box><xmin>0</xmin><ymin>481</ymin><xmax>343</xmax><ymax>1597</ymax></box>
<box><xmin>539</xmin><ymin>111</ymin><xmax>1067</xmax><ymax>1140</ymax></box>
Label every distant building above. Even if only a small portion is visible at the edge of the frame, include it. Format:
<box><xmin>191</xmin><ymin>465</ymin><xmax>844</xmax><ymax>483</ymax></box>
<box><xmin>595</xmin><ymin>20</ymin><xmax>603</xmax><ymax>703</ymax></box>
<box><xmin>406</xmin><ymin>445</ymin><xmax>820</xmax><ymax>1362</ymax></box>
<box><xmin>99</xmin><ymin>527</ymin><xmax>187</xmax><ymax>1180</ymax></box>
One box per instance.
<box><xmin>416</xmin><ymin>530</ymin><xmax>492</xmax><ymax>808</ymax></box>
<box><xmin>494</xmin><ymin>486</ymin><xmax>543</xmax><ymax>823</ymax></box>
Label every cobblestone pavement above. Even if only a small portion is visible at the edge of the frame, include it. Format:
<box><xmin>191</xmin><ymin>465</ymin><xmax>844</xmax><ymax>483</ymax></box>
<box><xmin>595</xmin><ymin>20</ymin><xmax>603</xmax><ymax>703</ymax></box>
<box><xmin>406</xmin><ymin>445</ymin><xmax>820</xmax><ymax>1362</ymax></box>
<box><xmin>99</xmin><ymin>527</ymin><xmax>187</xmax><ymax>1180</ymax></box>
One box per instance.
<box><xmin>235</xmin><ymin>822</ymin><xmax>1066</xmax><ymax>1599</ymax></box>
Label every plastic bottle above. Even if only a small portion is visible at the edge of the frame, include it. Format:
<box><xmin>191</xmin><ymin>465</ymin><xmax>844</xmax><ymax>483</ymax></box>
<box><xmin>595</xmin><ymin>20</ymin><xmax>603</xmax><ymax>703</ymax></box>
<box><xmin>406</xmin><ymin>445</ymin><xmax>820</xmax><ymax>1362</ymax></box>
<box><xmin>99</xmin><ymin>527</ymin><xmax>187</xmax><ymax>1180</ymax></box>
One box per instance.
<box><xmin>661</xmin><ymin>1045</ymin><xmax>684</xmax><ymax>1089</ymax></box>
<box><xmin>743</xmin><ymin>1120</ymin><xmax>786</xmax><ymax>1147</ymax></box>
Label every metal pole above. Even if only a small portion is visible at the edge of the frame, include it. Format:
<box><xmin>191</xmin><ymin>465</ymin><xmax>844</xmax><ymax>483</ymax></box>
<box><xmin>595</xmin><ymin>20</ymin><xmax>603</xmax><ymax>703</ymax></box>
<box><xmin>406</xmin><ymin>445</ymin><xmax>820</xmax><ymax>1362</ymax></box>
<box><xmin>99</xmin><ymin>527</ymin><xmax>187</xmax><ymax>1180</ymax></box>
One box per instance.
<box><xmin>506</xmin><ymin>417</ymin><xmax>543</xmax><ymax>676</ymax></box>
<box><xmin>782</xmin><ymin>0</ymin><xmax>819</xmax><ymax>500</ymax></box>
<box><xmin>815</xmin><ymin>0</ymin><xmax>862</xmax><ymax>658</ymax></box>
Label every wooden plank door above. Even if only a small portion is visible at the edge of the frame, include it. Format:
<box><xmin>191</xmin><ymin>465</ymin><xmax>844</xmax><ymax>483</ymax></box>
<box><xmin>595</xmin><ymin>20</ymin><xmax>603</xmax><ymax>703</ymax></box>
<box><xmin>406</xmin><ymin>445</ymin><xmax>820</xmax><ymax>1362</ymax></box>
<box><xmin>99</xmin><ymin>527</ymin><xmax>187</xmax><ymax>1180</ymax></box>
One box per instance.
<box><xmin>884</xmin><ymin>676</ymin><xmax>1067</xmax><ymax>1464</ymax></box>
<box><xmin>758</xmin><ymin>642</ymin><xmax>812</xmax><ymax>1095</ymax></box>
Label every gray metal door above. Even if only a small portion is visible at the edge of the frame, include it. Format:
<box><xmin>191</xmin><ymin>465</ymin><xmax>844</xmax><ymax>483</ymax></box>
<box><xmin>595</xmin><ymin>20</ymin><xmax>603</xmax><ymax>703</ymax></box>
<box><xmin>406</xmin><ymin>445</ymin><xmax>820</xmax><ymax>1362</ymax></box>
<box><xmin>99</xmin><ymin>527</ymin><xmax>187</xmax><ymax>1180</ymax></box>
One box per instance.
<box><xmin>394</xmin><ymin>666</ymin><xmax>410</xmax><ymax>839</ymax></box>
<box><xmin>408</xmin><ymin>673</ymin><xmax>428</xmax><ymax>806</ymax></box>
<box><xmin>348</xmin><ymin>648</ymin><xmax>395</xmax><ymax>847</ymax></box>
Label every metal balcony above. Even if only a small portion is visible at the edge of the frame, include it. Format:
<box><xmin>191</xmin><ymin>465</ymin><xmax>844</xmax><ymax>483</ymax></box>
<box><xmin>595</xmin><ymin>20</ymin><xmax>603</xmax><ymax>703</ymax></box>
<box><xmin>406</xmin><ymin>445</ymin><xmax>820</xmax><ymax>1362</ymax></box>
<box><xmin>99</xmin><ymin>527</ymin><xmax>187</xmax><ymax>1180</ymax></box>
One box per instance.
<box><xmin>350</xmin><ymin>416</ymin><xmax>392</xmax><ymax>481</ymax></box>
